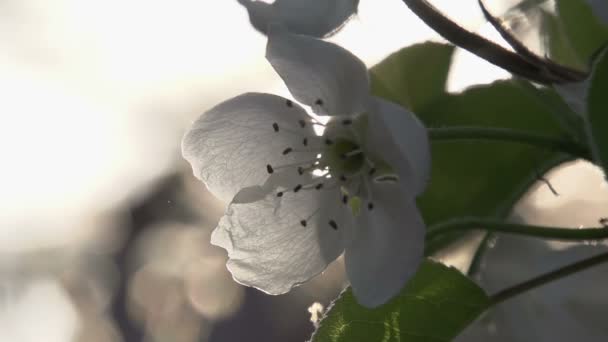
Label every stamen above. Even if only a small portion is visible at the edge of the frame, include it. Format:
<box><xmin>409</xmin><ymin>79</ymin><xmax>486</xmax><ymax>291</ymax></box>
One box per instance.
<box><xmin>272</xmin><ymin>123</ymin><xmax>279</xmax><ymax>132</ymax></box>
<box><xmin>297</xmin><ymin>167</ymin><xmax>304</xmax><ymax>175</ymax></box>
<box><xmin>367</xmin><ymin>202</ymin><xmax>374</xmax><ymax>210</ymax></box>
<box><xmin>286</xmin><ymin>99</ymin><xmax>293</xmax><ymax>107</ymax></box>
<box><xmin>298</xmin><ymin>120</ymin><xmax>306</xmax><ymax>128</ymax></box>
<box><xmin>375</xmin><ymin>175</ymin><xmax>399</xmax><ymax>182</ymax></box>
<box><xmin>324</xmin><ymin>138</ymin><xmax>334</xmax><ymax>145</ymax></box>
<box><xmin>272</xmin><ymin>158</ymin><xmax>321</xmax><ymax>172</ymax></box>
<box><xmin>341</xmin><ymin>149</ymin><xmax>362</xmax><ymax>159</ymax></box>
<box><xmin>368</xmin><ymin>168</ymin><xmax>377</xmax><ymax>176</ymax></box>
<box><xmin>315</xmin><ymin>183</ymin><xmax>324</xmax><ymax>190</ymax></box>
<box><xmin>293</xmin><ymin>184</ymin><xmax>303</xmax><ymax>192</ymax></box>
<box><xmin>300</xmin><ymin>220</ymin><xmax>307</xmax><ymax>227</ymax></box>
<box><xmin>302</xmin><ymin>138</ymin><xmax>308</xmax><ymax>146</ymax></box>
<box><xmin>282</xmin><ymin>147</ymin><xmax>293</xmax><ymax>155</ymax></box>
<box><xmin>315</xmin><ymin>99</ymin><xmax>324</xmax><ymax>106</ymax></box>
<box><xmin>339</xmin><ymin>175</ymin><xmax>347</xmax><ymax>182</ymax></box>
<box><xmin>342</xmin><ymin>119</ymin><xmax>352</xmax><ymax>126</ymax></box>
<box><xmin>276</xmin><ymin>191</ymin><xmax>284</xmax><ymax>197</ymax></box>
<box><xmin>342</xmin><ymin>195</ymin><xmax>349</xmax><ymax>204</ymax></box>
<box><xmin>266</xmin><ymin>164</ymin><xmax>274</xmax><ymax>174</ymax></box>
<box><xmin>328</xmin><ymin>220</ymin><xmax>338</xmax><ymax>230</ymax></box>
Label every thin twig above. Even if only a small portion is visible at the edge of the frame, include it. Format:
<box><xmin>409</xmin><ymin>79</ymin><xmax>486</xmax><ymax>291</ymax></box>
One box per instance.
<box><xmin>400</xmin><ymin>0</ymin><xmax>587</xmax><ymax>84</ymax></box>
<box><xmin>489</xmin><ymin>251</ymin><xmax>608</xmax><ymax>306</ymax></box>
<box><xmin>477</xmin><ymin>0</ymin><xmax>587</xmax><ymax>81</ymax></box>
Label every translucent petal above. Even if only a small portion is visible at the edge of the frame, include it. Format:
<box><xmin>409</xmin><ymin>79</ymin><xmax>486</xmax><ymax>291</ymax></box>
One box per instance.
<box><xmin>211</xmin><ymin>176</ymin><xmax>353</xmax><ymax>294</ymax></box>
<box><xmin>266</xmin><ymin>26</ymin><xmax>370</xmax><ymax>116</ymax></box>
<box><xmin>182</xmin><ymin>93</ymin><xmax>317</xmax><ymax>203</ymax></box>
<box><xmin>238</xmin><ymin>0</ymin><xmax>359</xmax><ymax>37</ymax></box>
<box><xmin>366</xmin><ymin>97</ymin><xmax>431</xmax><ymax>196</ymax></box>
<box><xmin>344</xmin><ymin>181</ymin><xmax>425</xmax><ymax>308</ymax></box>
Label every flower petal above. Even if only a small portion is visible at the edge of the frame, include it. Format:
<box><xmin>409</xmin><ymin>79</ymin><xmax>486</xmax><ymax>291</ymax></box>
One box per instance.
<box><xmin>238</xmin><ymin>0</ymin><xmax>358</xmax><ymax>37</ymax></box>
<box><xmin>211</xmin><ymin>176</ymin><xmax>353</xmax><ymax>294</ymax></box>
<box><xmin>182</xmin><ymin>93</ymin><xmax>317</xmax><ymax>203</ymax></box>
<box><xmin>266</xmin><ymin>26</ymin><xmax>370</xmax><ymax>116</ymax></box>
<box><xmin>366</xmin><ymin>97</ymin><xmax>431</xmax><ymax>196</ymax></box>
<box><xmin>344</xmin><ymin>181</ymin><xmax>425</xmax><ymax>308</ymax></box>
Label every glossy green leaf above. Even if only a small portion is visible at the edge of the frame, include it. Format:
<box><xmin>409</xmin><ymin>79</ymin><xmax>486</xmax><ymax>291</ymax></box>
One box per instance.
<box><xmin>370</xmin><ymin>42</ymin><xmax>453</xmax><ymax>113</ymax></box>
<box><xmin>587</xmin><ymin>48</ymin><xmax>608</xmax><ymax>176</ymax></box>
<box><xmin>311</xmin><ymin>260</ymin><xmax>490</xmax><ymax>342</ymax></box>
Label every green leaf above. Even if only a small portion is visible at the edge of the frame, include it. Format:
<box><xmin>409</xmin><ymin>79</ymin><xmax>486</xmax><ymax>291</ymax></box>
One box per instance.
<box><xmin>371</xmin><ymin>43</ymin><xmax>580</xmax><ymax>255</ymax></box>
<box><xmin>587</xmin><ymin>48</ymin><xmax>608</xmax><ymax>176</ymax></box>
<box><xmin>311</xmin><ymin>260</ymin><xmax>490</xmax><ymax>342</ymax></box>
<box><xmin>420</xmin><ymin>81</ymin><xmax>574</xmax><ymax>254</ymax></box>
<box><xmin>370</xmin><ymin>42</ymin><xmax>454</xmax><ymax>113</ymax></box>
<box><xmin>557</xmin><ymin>0</ymin><xmax>608</xmax><ymax>65</ymax></box>
<box><xmin>367</xmin><ymin>42</ymin><xmax>576</xmax><ymax>255</ymax></box>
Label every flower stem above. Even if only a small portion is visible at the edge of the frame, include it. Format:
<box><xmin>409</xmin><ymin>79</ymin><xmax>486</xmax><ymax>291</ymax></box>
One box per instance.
<box><xmin>489</xmin><ymin>251</ymin><xmax>608</xmax><ymax>306</ymax></box>
<box><xmin>428</xmin><ymin>127</ymin><xmax>591</xmax><ymax>159</ymax></box>
<box><xmin>426</xmin><ymin>217</ymin><xmax>608</xmax><ymax>242</ymax></box>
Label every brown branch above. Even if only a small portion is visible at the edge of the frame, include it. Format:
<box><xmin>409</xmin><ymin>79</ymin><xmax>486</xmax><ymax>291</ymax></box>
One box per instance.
<box><xmin>477</xmin><ymin>0</ymin><xmax>587</xmax><ymax>81</ymax></box>
<box><xmin>401</xmin><ymin>0</ymin><xmax>587</xmax><ymax>84</ymax></box>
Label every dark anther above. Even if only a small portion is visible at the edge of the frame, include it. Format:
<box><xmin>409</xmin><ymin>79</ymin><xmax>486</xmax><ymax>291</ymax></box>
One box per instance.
<box><xmin>367</xmin><ymin>202</ymin><xmax>374</xmax><ymax>210</ymax></box>
<box><xmin>315</xmin><ymin>99</ymin><xmax>324</xmax><ymax>106</ymax></box>
<box><xmin>600</xmin><ymin>217</ymin><xmax>608</xmax><ymax>227</ymax></box>
<box><xmin>342</xmin><ymin>119</ymin><xmax>352</xmax><ymax>126</ymax></box>
<box><xmin>329</xmin><ymin>220</ymin><xmax>338</xmax><ymax>230</ymax></box>
<box><xmin>368</xmin><ymin>168</ymin><xmax>377</xmax><ymax>176</ymax></box>
<box><xmin>315</xmin><ymin>183</ymin><xmax>324</xmax><ymax>190</ymax></box>
<box><xmin>297</xmin><ymin>167</ymin><xmax>304</xmax><ymax>175</ymax></box>
<box><xmin>324</xmin><ymin>138</ymin><xmax>333</xmax><ymax>145</ymax></box>
<box><xmin>266</xmin><ymin>164</ymin><xmax>274</xmax><ymax>174</ymax></box>
<box><xmin>272</xmin><ymin>123</ymin><xmax>279</xmax><ymax>132</ymax></box>
<box><xmin>276</xmin><ymin>191</ymin><xmax>284</xmax><ymax>197</ymax></box>
<box><xmin>339</xmin><ymin>175</ymin><xmax>347</xmax><ymax>182</ymax></box>
<box><xmin>293</xmin><ymin>184</ymin><xmax>303</xmax><ymax>192</ymax></box>
<box><xmin>282</xmin><ymin>147</ymin><xmax>293</xmax><ymax>155</ymax></box>
<box><xmin>342</xmin><ymin>195</ymin><xmax>349</xmax><ymax>204</ymax></box>
<box><xmin>286</xmin><ymin>99</ymin><xmax>293</xmax><ymax>107</ymax></box>
<box><xmin>300</xmin><ymin>220</ymin><xmax>307</xmax><ymax>227</ymax></box>
<box><xmin>298</xmin><ymin>119</ymin><xmax>306</xmax><ymax>128</ymax></box>
<box><xmin>302</xmin><ymin>138</ymin><xmax>308</xmax><ymax>146</ymax></box>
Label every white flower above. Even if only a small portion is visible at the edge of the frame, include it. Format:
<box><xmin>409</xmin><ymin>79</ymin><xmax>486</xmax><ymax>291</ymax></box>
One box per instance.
<box><xmin>182</xmin><ymin>27</ymin><xmax>430</xmax><ymax>308</ymax></box>
<box><xmin>237</xmin><ymin>0</ymin><xmax>359</xmax><ymax>37</ymax></box>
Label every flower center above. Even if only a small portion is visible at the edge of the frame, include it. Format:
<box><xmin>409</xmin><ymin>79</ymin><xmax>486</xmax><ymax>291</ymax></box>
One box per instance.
<box><xmin>264</xmin><ymin>107</ymin><xmax>399</xmax><ymax>227</ymax></box>
<box><xmin>321</xmin><ymin>138</ymin><xmax>365</xmax><ymax>176</ymax></box>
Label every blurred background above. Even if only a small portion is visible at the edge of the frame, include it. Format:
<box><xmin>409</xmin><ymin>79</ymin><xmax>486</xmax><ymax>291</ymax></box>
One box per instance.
<box><xmin>1</xmin><ymin>0</ymin><xmax>606</xmax><ymax>341</ymax></box>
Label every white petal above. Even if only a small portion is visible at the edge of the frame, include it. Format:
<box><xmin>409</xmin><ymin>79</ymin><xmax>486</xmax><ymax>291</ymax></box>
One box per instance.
<box><xmin>239</xmin><ymin>0</ymin><xmax>358</xmax><ymax>37</ymax></box>
<box><xmin>344</xmin><ymin>181</ymin><xmax>425</xmax><ymax>308</ymax></box>
<box><xmin>182</xmin><ymin>93</ymin><xmax>317</xmax><ymax>203</ymax></box>
<box><xmin>266</xmin><ymin>26</ymin><xmax>370</xmax><ymax>116</ymax></box>
<box><xmin>211</xmin><ymin>177</ymin><xmax>353</xmax><ymax>294</ymax></box>
<box><xmin>366</xmin><ymin>97</ymin><xmax>431</xmax><ymax>196</ymax></box>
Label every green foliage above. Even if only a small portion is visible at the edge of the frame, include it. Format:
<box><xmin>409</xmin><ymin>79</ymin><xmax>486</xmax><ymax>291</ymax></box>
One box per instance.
<box><xmin>313</xmin><ymin>42</ymin><xmax>582</xmax><ymax>342</ymax></box>
<box><xmin>311</xmin><ymin>260</ymin><xmax>490</xmax><ymax>342</ymax></box>
<box><xmin>371</xmin><ymin>42</ymin><xmax>574</xmax><ymax>255</ymax></box>
<box><xmin>588</xmin><ymin>48</ymin><xmax>608</xmax><ymax>177</ymax></box>
<box><xmin>557</xmin><ymin>0</ymin><xmax>608</xmax><ymax>65</ymax></box>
